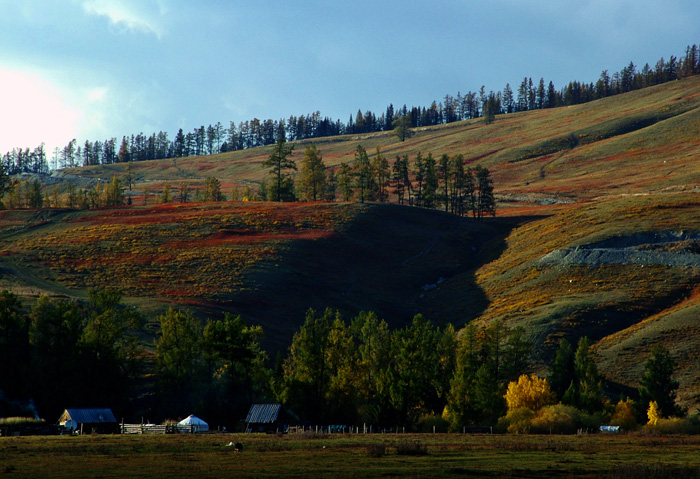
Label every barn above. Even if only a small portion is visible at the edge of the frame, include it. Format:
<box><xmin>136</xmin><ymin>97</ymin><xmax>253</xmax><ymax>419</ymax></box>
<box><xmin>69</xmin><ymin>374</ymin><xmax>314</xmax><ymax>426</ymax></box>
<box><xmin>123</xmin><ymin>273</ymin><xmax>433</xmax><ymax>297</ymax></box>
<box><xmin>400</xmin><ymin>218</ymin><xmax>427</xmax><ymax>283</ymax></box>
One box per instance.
<box><xmin>58</xmin><ymin>408</ymin><xmax>119</xmax><ymax>434</ymax></box>
<box><xmin>245</xmin><ymin>403</ymin><xmax>296</xmax><ymax>433</ymax></box>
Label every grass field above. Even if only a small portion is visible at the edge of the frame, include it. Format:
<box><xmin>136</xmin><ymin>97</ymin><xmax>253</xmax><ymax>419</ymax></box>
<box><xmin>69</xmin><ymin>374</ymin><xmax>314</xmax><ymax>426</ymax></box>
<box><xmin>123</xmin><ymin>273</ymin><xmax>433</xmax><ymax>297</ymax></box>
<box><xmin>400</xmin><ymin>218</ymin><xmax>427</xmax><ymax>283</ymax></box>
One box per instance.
<box><xmin>2</xmin><ymin>433</ymin><xmax>700</xmax><ymax>478</ymax></box>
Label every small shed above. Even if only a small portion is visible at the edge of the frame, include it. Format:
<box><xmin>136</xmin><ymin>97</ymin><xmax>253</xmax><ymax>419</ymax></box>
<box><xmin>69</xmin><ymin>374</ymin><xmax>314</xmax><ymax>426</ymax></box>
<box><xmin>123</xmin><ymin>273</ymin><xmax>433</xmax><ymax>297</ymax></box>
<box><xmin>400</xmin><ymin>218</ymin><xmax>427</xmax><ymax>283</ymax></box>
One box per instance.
<box><xmin>58</xmin><ymin>408</ymin><xmax>119</xmax><ymax>434</ymax></box>
<box><xmin>177</xmin><ymin>414</ymin><xmax>209</xmax><ymax>432</ymax></box>
<box><xmin>245</xmin><ymin>403</ymin><xmax>295</xmax><ymax>433</ymax></box>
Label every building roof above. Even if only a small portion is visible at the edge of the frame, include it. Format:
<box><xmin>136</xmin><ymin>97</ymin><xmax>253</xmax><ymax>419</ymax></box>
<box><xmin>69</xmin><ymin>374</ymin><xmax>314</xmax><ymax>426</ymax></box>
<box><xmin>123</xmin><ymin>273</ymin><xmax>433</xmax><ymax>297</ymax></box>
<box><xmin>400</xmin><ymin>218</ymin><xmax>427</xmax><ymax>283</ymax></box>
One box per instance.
<box><xmin>245</xmin><ymin>403</ymin><xmax>282</xmax><ymax>424</ymax></box>
<box><xmin>60</xmin><ymin>408</ymin><xmax>117</xmax><ymax>424</ymax></box>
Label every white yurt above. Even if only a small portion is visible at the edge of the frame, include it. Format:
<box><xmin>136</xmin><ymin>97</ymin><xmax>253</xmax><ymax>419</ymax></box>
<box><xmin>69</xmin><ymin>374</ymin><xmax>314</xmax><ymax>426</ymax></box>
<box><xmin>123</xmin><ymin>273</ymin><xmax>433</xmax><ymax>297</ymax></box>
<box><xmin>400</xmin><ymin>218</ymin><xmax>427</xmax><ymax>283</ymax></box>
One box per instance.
<box><xmin>177</xmin><ymin>414</ymin><xmax>209</xmax><ymax>432</ymax></box>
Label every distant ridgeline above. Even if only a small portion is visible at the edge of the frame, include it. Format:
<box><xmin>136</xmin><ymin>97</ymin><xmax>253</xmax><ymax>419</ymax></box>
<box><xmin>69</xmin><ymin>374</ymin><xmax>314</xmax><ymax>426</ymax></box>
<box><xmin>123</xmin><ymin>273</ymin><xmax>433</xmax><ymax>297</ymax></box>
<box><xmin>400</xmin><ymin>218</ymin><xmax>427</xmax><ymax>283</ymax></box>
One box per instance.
<box><xmin>3</xmin><ymin>43</ymin><xmax>700</xmax><ymax>173</ymax></box>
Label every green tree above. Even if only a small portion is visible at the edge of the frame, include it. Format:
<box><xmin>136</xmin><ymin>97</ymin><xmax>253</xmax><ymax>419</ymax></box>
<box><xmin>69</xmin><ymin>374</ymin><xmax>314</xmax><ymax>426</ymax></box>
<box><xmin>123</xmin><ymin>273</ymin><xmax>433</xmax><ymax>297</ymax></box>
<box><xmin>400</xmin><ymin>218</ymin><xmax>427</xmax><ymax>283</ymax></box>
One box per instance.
<box><xmin>569</xmin><ymin>337</ymin><xmax>605</xmax><ymax>413</ymax></box>
<box><xmin>29</xmin><ymin>296</ymin><xmax>85</xmax><ymax>418</ymax></box>
<box><xmin>323</xmin><ymin>167</ymin><xmax>337</xmax><ymax>201</ymax></box>
<box><xmin>413</xmin><ymin>152</ymin><xmax>426</xmax><ymax>207</ymax></box>
<box><xmin>155</xmin><ymin>308</ymin><xmax>203</xmax><ymax>385</ymax></box>
<box><xmin>548</xmin><ymin>338</ymin><xmax>576</xmax><ymax>401</ymax></box>
<box><xmin>392</xmin><ymin>114</ymin><xmax>414</xmax><ymax>141</ymax></box>
<box><xmin>438</xmin><ymin>154</ymin><xmax>450</xmax><ymax>212</ymax></box>
<box><xmin>279</xmin><ymin>308</ymin><xmax>335</xmax><ymax>422</ymax></box>
<box><xmin>422</xmin><ymin>153</ymin><xmax>438</xmax><ymax>208</ymax></box>
<box><xmin>474</xmin><ymin>166</ymin><xmax>496</xmax><ymax>218</ymax></box>
<box><xmin>350</xmin><ymin>311</ymin><xmax>393</xmax><ymax>424</ymax></box>
<box><xmin>27</xmin><ymin>179</ymin><xmax>43</xmax><ymax>208</ymax></box>
<box><xmin>203</xmin><ymin>313</ymin><xmax>268</xmax><ymax>423</ymax></box>
<box><xmin>263</xmin><ymin>137</ymin><xmax>296</xmax><ymax>202</ymax></box>
<box><xmin>639</xmin><ymin>344</ymin><xmax>684</xmax><ymax>418</ymax></box>
<box><xmin>81</xmin><ymin>290</ymin><xmax>142</xmax><ymax>408</ymax></box>
<box><xmin>297</xmin><ymin>144</ymin><xmax>326</xmax><ymax>201</ymax></box>
<box><xmin>372</xmin><ymin>148</ymin><xmax>390</xmax><ymax>202</ymax></box>
<box><xmin>391</xmin><ymin>155</ymin><xmax>411</xmax><ymax>206</ymax></box>
<box><xmin>0</xmin><ymin>291</ymin><xmax>30</xmax><ymax>403</ymax></box>
<box><xmin>203</xmin><ymin>176</ymin><xmax>224</xmax><ymax>202</ymax></box>
<box><xmin>354</xmin><ymin>145</ymin><xmax>374</xmax><ymax>203</ymax></box>
<box><xmin>389</xmin><ymin>314</ymin><xmax>440</xmax><ymax>426</ymax></box>
<box><xmin>338</xmin><ymin>162</ymin><xmax>354</xmax><ymax>201</ymax></box>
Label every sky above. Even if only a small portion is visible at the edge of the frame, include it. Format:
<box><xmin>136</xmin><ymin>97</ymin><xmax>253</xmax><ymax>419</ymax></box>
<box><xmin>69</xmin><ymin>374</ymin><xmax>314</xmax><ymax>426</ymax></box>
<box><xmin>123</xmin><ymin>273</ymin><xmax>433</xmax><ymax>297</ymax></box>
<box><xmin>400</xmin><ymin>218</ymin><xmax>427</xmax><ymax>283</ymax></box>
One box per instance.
<box><xmin>1</xmin><ymin>0</ymin><xmax>699</xmax><ymax>156</ymax></box>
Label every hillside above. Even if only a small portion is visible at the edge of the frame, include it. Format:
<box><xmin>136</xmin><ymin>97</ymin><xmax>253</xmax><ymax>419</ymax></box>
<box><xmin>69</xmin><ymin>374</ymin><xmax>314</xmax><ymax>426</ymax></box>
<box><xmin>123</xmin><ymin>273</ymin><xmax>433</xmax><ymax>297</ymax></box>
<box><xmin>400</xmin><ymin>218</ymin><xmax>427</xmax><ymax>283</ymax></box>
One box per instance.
<box><xmin>6</xmin><ymin>75</ymin><xmax>700</xmax><ymax>411</ymax></box>
<box><xmin>59</xmin><ymin>75</ymin><xmax>700</xmax><ymax>211</ymax></box>
<box><xmin>0</xmin><ymin>202</ymin><xmax>513</xmax><ymax>350</ymax></box>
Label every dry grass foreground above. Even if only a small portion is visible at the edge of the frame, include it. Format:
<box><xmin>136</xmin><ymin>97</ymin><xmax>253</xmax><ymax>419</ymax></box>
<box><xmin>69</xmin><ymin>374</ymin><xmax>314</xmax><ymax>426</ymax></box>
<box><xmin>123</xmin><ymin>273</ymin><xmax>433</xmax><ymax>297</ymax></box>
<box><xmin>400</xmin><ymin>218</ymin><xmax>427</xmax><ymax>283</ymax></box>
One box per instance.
<box><xmin>2</xmin><ymin>433</ymin><xmax>700</xmax><ymax>478</ymax></box>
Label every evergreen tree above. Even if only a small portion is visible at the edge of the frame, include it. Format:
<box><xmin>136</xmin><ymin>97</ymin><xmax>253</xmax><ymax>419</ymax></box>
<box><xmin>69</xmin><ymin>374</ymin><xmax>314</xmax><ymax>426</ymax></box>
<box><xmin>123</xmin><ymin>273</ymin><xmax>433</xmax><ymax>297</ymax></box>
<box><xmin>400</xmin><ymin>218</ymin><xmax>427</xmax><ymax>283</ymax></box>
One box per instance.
<box><xmin>353</xmin><ymin>145</ymin><xmax>374</xmax><ymax>203</ymax></box>
<box><xmin>548</xmin><ymin>338</ymin><xmax>576</xmax><ymax>401</ymax></box>
<box><xmin>475</xmin><ymin>166</ymin><xmax>496</xmax><ymax>218</ymax></box>
<box><xmin>263</xmin><ymin>137</ymin><xmax>296</xmax><ymax>202</ymax></box>
<box><xmin>639</xmin><ymin>344</ymin><xmax>683</xmax><ymax>418</ymax></box>
<box><xmin>297</xmin><ymin>145</ymin><xmax>326</xmax><ymax>201</ymax></box>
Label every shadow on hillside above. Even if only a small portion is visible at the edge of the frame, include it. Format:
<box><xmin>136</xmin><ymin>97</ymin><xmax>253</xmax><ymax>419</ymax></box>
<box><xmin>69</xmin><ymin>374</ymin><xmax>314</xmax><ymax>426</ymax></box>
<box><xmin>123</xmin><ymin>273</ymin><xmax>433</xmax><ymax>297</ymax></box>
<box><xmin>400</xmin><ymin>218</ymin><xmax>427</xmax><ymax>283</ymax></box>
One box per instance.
<box><xmin>217</xmin><ymin>204</ymin><xmax>543</xmax><ymax>352</ymax></box>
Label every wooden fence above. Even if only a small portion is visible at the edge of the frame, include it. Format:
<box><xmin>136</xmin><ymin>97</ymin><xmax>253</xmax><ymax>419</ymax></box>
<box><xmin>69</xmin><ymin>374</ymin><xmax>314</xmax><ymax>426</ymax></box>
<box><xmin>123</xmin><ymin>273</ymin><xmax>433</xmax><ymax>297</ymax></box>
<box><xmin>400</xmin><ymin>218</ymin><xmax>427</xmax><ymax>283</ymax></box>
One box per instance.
<box><xmin>121</xmin><ymin>423</ymin><xmax>196</xmax><ymax>434</ymax></box>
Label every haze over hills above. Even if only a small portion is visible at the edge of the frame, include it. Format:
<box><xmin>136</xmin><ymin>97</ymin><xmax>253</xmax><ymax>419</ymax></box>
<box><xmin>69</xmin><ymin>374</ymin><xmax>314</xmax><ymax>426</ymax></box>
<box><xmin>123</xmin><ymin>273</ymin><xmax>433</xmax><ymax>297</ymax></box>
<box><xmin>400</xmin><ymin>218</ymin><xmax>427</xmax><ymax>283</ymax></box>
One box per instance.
<box><xmin>4</xmin><ymin>75</ymin><xmax>700</xmax><ymax>410</ymax></box>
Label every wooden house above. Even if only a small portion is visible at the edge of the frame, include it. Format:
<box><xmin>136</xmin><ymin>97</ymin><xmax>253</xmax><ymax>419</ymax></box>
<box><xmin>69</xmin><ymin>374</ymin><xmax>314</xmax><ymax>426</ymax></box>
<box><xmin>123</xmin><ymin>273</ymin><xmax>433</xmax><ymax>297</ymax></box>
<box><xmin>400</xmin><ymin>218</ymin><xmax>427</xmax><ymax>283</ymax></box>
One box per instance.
<box><xmin>245</xmin><ymin>403</ymin><xmax>296</xmax><ymax>433</ymax></box>
<box><xmin>58</xmin><ymin>408</ymin><xmax>119</xmax><ymax>434</ymax></box>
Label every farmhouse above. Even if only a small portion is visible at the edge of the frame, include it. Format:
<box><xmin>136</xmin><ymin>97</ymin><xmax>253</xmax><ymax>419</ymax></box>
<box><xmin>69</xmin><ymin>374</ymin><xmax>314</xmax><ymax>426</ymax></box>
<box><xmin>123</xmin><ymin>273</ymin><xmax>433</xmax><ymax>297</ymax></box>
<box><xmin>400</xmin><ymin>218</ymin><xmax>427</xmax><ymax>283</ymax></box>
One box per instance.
<box><xmin>58</xmin><ymin>408</ymin><xmax>119</xmax><ymax>434</ymax></box>
<box><xmin>245</xmin><ymin>403</ymin><xmax>296</xmax><ymax>433</ymax></box>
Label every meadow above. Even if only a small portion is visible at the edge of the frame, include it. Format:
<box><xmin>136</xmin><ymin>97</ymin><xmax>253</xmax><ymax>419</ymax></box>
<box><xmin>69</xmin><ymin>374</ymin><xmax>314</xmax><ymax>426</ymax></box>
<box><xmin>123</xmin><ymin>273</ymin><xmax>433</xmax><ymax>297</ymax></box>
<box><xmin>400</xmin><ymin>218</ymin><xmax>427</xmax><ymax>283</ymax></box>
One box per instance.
<box><xmin>2</xmin><ymin>433</ymin><xmax>700</xmax><ymax>478</ymax></box>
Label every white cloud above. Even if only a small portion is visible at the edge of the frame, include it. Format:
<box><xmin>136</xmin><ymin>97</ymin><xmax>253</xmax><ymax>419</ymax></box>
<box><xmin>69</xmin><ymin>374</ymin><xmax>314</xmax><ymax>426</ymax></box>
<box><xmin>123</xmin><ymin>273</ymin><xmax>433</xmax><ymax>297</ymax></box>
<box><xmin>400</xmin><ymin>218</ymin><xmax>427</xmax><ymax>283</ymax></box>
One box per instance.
<box><xmin>80</xmin><ymin>0</ymin><xmax>166</xmax><ymax>38</ymax></box>
<box><xmin>88</xmin><ymin>87</ymin><xmax>108</xmax><ymax>102</ymax></box>
<box><xmin>0</xmin><ymin>67</ymin><xmax>81</xmax><ymax>153</ymax></box>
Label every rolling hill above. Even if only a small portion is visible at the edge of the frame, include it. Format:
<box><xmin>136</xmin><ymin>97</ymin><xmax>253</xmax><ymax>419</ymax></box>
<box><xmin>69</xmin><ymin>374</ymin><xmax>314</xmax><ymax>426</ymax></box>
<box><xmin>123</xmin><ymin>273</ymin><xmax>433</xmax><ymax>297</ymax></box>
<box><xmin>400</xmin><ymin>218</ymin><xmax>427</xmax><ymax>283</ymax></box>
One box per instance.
<box><xmin>5</xmin><ymin>75</ymin><xmax>700</xmax><ymax>410</ymax></box>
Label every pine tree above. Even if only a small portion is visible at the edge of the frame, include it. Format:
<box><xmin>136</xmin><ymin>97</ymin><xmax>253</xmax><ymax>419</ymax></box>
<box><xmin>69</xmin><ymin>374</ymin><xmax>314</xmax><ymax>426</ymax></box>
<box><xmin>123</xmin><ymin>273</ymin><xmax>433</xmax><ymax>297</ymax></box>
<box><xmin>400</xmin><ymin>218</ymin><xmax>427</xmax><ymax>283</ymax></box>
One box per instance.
<box><xmin>639</xmin><ymin>344</ymin><xmax>683</xmax><ymax>418</ymax></box>
<box><xmin>262</xmin><ymin>137</ymin><xmax>295</xmax><ymax>202</ymax></box>
<box><xmin>297</xmin><ymin>145</ymin><xmax>326</xmax><ymax>201</ymax></box>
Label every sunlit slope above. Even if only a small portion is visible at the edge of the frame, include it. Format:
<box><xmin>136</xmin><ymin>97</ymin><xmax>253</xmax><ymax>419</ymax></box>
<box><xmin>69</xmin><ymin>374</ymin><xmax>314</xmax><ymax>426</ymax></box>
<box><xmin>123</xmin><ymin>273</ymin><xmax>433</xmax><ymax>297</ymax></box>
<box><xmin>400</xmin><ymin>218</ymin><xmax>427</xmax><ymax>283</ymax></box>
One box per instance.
<box><xmin>447</xmin><ymin>193</ymin><xmax>700</xmax><ymax>408</ymax></box>
<box><xmin>63</xmin><ymin>75</ymin><xmax>700</xmax><ymax>206</ymax></box>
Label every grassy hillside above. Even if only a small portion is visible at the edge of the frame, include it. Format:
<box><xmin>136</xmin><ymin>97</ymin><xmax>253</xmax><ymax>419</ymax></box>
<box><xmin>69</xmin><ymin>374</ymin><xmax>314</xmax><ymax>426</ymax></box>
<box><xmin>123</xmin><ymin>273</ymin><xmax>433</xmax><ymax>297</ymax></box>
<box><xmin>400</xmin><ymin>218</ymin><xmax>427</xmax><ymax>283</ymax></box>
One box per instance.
<box><xmin>8</xmin><ymin>75</ymin><xmax>700</xmax><ymax>410</ymax></box>
<box><xmin>61</xmin><ymin>75</ymin><xmax>700</xmax><ymax>210</ymax></box>
<box><xmin>0</xmin><ymin>202</ymin><xmax>508</xmax><ymax>350</ymax></box>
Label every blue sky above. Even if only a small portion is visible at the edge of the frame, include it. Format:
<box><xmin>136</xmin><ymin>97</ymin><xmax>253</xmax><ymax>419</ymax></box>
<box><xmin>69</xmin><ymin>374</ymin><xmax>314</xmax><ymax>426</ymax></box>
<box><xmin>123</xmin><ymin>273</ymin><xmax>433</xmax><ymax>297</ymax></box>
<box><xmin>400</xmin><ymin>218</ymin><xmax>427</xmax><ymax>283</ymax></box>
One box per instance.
<box><xmin>1</xmin><ymin>0</ymin><xmax>699</xmax><ymax>155</ymax></box>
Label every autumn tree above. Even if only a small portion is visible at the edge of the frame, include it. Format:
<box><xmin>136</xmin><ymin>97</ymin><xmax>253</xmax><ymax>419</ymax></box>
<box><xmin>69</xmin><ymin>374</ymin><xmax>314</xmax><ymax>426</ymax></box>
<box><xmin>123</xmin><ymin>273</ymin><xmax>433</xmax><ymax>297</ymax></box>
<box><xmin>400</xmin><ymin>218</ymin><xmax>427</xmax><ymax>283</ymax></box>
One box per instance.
<box><xmin>504</xmin><ymin>374</ymin><xmax>555</xmax><ymax>412</ymax></box>
<box><xmin>263</xmin><ymin>137</ymin><xmax>295</xmax><ymax>202</ymax></box>
<box><xmin>297</xmin><ymin>144</ymin><xmax>326</xmax><ymax>201</ymax></box>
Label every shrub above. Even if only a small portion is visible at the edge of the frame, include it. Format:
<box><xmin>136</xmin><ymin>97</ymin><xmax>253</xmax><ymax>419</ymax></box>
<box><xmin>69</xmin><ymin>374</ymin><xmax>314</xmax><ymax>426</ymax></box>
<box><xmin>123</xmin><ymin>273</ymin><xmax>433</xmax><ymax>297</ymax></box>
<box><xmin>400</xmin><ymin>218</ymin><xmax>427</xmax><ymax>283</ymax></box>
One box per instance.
<box><xmin>417</xmin><ymin>414</ymin><xmax>450</xmax><ymax>433</ymax></box>
<box><xmin>530</xmin><ymin>404</ymin><xmax>581</xmax><ymax>434</ymax></box>
<box><xmin>365</xmin><ymin>443</ymin><xmax>386</xmax><ymax>458</ymax></box>
<box><xmin>395</xmin><ymin>441</ymin><xmax>428</xmax><ymax>456</ymax></box>
<box><xmin>644</xmin><ymin>417</ymin><xmax>699</xmax><ymax>435</ymax></box>
<box><xmin>497</xmin><ymin>407</ymin><xmax>536</xmax><ymax>434</ymax></box>
<box><xmin>610</xmin><ymin>398</ymin><xmax>638</xmax><ymax>431</ymax></box>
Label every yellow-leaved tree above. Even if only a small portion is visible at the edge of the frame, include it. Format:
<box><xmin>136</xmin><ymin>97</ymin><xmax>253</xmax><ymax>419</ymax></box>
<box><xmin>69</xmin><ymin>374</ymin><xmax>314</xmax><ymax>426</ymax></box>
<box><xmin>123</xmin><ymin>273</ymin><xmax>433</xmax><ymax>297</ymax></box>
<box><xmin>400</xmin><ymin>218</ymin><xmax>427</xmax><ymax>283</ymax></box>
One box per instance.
<box><xmin>647</xmin><ymin>400</ymin><xmax>662</xmax><ymax>426</ymax></box>
<box><xmin>505</xmin><ymin>374</ymin><xmax>556</xmax><ymax>412</ymax></box>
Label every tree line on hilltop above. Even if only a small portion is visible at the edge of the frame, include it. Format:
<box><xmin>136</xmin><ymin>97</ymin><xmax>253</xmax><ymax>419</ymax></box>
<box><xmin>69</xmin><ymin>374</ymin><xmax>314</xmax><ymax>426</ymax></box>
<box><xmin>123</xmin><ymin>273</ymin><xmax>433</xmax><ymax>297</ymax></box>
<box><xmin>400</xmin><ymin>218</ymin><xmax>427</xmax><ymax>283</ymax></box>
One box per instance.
<box><xmin>0</xmin><ymin>140</ymin><xmax>496</xmax><ymax>219</ymax></box>
<box><xmin>0</xmin><ymin>290</ymin><xmax>689</xmax><ymax>432</ymax></box>
<box><xmin>3</xmin><ymin>44</ymin><xmax>700</xmax><ymax>174</ymax></box>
